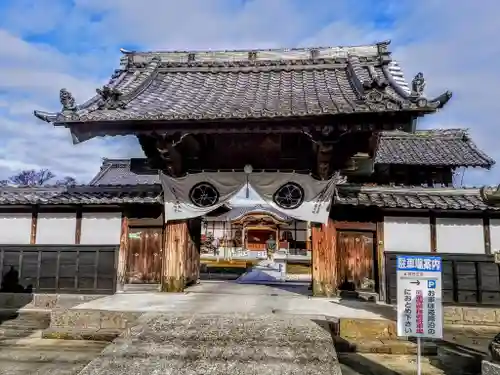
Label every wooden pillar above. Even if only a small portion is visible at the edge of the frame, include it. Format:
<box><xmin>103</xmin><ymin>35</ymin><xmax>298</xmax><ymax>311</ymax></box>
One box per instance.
<box><xmin>75</xmin><ymin>208</ymin><xmax>82</xmax><ymax>244</ymax></box>
<box><xmin>30</xmin><ymin>206</ymin><xmax>38</xmax><ymax>244</ymax></box>
<box><xmin>161</xmin><ymin>220</ymin><xmax>188</xmax><ymax>292</ymax></box>
<box><xmin>483</xmin><ymin>216</ymin><xmax>492</xmax><ymax>255</ymax></box>
<box><xmin>311</xmin><ymin>218</ymin><xmax>337</xmax><ymax>297</ymax></box>
<box><xmin>306</xmin><ymin>221</ymin><xmax>312</xmax><ymax>250</ymax></box>
<box><xmin>376</xmin><ymin>218</ymin><xmax>386</xmax><ymax>302</ymax></box>
<box><xmin>116</xmin><ymin>212</ymin><xmax>129</xmax><ymax>292</ymax></box>
<box><xmin>161</xmin><ymin>219</ymin><xmax>201</xmax><ymax>292</ymax></box>
<box><xmin>430</xmin><ymin>212</ymin><xmax>437</xmax><ymax>253</ymax></box>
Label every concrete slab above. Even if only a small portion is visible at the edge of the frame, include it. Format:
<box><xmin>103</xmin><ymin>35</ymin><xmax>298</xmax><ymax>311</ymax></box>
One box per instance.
<box><xmin>78</xmin><ymin>313</ymin><xmax>342</xmax><ymax>375</ymax></box>
<box><xmin>71</xmin><ymin>281</ymin><xmax>387</xmax><ymax>320</ymax></box>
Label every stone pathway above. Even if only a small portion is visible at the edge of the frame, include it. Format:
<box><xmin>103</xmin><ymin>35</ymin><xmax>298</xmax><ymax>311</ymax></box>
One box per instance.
<box><xmin>77</xmin><ymin>313</ymin><xmax>342</xmax><ymax>375</ymax></box>
<box><xmin>236</xmin><ymin>259</ymin><xmax>285</xmax><ymax>283</ymax></box>
<box><xmin>73</xmin><ymin>281</ymin><xmax>387</xmax><ymax>320</ymax></box>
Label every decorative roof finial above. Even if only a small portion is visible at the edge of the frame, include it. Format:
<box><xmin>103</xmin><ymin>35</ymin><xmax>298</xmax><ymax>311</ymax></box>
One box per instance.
<box><xmin>59</xmin><ymin>88</ymin><xmax>76</xmax><ymax>112</ymax></box>
<box><xmin>411</xmin><ymin>72</ymin><xmax>426</xmax><ymax>97</ymax></box>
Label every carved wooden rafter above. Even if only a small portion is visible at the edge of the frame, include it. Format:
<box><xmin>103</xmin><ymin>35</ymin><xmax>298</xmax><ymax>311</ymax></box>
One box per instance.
<box><xmin>137</xmin><ymin>133</ymin><xmax>202</xmax><ymax>177</ymax></box>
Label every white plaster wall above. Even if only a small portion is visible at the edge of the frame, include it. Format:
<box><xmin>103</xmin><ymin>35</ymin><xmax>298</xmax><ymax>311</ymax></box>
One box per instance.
<box><xmin>80</xmin><ymin>212</ymin><xmax>122</xmax><ymax>245</ymax></box>
<box><xmin>436</xmin><ymin>217</ymin><xmax>485</xmax><ymax>254</ymax></box>
<box><xmin>384</xmin><ymin>216</ymin><xmax>431</xmax><ymax>252</ymax></box>
<box><xmin>36</xmin><ymin>212</ymin><xmax>76</xmax><ymax>244</ymax></box>
<box><xmin>0</xmin><ymin>213</ymin><xmax>32</xmax><ymax>244</ymax></box>
<box><xmin>490</xmin><ymin>219</ymin><xmax>500</xmax><ymax>253</ymax></box>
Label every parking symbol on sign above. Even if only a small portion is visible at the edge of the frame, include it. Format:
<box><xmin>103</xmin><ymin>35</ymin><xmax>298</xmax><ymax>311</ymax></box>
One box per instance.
<box><xmin>428</xmin><ymin>280</ymin><xmax>436</xmax><ymax>289</ymax></box>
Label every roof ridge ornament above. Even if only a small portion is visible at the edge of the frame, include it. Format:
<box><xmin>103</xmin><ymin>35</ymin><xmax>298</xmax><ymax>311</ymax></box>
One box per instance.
<box><xmin>411</xmin><ymin>72</ymin><xmax>426</xmax><ymax>97</ymax></box>
<box><xmin>60</xmin><ymin>88</ymin><xmax>77</xmax><ymax>112</ymax></box>
<box><xmin>96</xmin><ymin>85</ymin><xmax>126</xmax><ymax>110</ymax></box>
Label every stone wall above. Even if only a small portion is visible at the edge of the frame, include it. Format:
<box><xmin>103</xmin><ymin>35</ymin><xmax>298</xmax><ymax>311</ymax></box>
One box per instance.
<box><xmin>444</xmin><ymin>306</ymin><xmax>500</xmax><ymax>326</ymax></box>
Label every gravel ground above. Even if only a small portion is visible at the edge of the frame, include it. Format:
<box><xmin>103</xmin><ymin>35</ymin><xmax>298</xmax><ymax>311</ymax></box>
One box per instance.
<box><xmin>78</xmin><ymin>313</ymin><xmax>342</xmax><ymax>375</ymax></box>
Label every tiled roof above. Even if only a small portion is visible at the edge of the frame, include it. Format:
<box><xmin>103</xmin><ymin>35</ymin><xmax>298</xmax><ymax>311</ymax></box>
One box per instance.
<box><xmin>0</xmin><ymin>185</ymin><xmax>162</xmax><ymax>205</ymax></box>
<box><xmin>89</xmin><ymin>158</ymin><xmax>159</xmax><ymax>186</ymax></box>
<box><xmin>206</xmin><ymin>204</ymin><xmax>293</xmax><ymax>221</ymax></box>
<box><xmin>336</xmin><ymin>185</ymin><xmax>496</xmax><ymax>211</ymax></box>
<box><xmin>34</xmin><ymin>41</ymin><xmax>452</xmax><ymax>127</ymax></box>
<box><xmin>374</xmin><ymin>129</ymin><xmax>495</xmax><ymax>168</ymax></box>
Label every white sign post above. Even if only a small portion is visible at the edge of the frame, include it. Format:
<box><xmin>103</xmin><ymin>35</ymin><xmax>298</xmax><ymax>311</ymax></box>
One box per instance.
<box><xmin>397</xmin><ymin>255</ymin><xmax>443</xmax><ymax>375</ymax></box>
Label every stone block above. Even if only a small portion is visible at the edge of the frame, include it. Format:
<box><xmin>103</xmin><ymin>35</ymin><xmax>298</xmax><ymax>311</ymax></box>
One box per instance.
<box><xmin>42</xmin><ymin>327</ymin><xmax>121</xmax><ymax>342</ymax></box>
<box><xmin>50</xmin><ymin>309</ymin><xmax>101</xmax><ymax>329</ymax></box>
<box><xmin>444</xmin><ymin>306</ymin><xmax>464</xmax><ymax>324</ymax></box>
<box><xmin>100</xmin><ymin>311</ymin><xmax>141</xmax><ymax>329</ymax></box>
<box><xmin>463</xmin><ymin>308</ymin><xmax>497</xmax><ymax>325</ymax></box>
<box><xmin>483</xmin><ymin>360</ymin><xmax>500</xmax><ymax>375</ymax></box>
<box><xmin>32</xmin><ymin>294</ymin><xmax>58</xmax><ymax>309</ymax></box>
<box><xmin>338</xmin><ymin>318</ymin><xmax>396</xmax><ymax>340</ymax></box>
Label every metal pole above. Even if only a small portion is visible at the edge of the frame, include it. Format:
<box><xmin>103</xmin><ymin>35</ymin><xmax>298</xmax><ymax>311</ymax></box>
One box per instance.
<box><xmin>417</xmin><ymin>336</ymin><xmax>422</xmax><ymax>375</ymax></box>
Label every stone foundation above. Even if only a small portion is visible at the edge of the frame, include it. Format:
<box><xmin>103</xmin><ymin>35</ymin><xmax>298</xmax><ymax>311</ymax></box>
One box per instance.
<box><xmin>0</xmin><ymin>293</ymin><xmax>105</xmax><ymax>310</ymax></box>
<box><xmin>444</xmin><ymin>306</ymin><xmax>500</xmax><ymax>326</ymax></box>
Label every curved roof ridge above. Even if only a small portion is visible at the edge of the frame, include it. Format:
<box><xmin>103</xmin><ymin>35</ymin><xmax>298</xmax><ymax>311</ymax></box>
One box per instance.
<box><xmin>120</xmin><ymin>40</ymin><xmax>392</xmax><ymax>62</ymax></box>
<box><xmin>340</xmin><ymin>184</ymin><xmax>481</xmax><ymax>195</ymax></box>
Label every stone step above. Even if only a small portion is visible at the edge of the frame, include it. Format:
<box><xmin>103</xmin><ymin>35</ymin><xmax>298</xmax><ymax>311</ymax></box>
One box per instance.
<box><xmin>50</xmin><ymin>308</ymin><xmax>141</xmax><ymax>331</ymax></box>
<box><xmin>42</xmin><ymin>327</ymin><xmax>122</xmax><ymax>342</ymax></box>
<box><xmin>122</xmin><ymin>284</ymin><xmax>160</xmax><ymax>293</ymax></box>
<box><xmin>0</xmin><ymin>310</ymin><xmax>51</xmax><ymax>330</ymax></box>
<box><xmin>435</xmin><ymin>343</ymin><xmax>486</xmax><ymax>375</ymax></box>
<box><xmin>334</xmin><ymin>336</ymin><xmax>438</xmax><ymax>355</ymax></box>
<box><xmin>335</xmin><ymin>318</ymin><xmax>397</xmax><ymax>340</ymax></box>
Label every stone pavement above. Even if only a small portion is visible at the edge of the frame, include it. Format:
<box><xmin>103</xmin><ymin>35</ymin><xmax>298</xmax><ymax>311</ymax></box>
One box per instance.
<box><xmin>77</xmin><ymin>313</ymin><xmax>342</xmax><ymax>375</ymax></box>
<box><xmin>72</xmin><ymin>281</ymin><xmax>387</xmax><ymax>320</ymax></box>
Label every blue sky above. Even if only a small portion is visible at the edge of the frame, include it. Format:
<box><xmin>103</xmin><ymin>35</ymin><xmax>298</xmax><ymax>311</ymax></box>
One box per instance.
<box><xmin>0</xmin><ymin>0</ymin><xmax>498</xmax><ymax>204</ymax></box>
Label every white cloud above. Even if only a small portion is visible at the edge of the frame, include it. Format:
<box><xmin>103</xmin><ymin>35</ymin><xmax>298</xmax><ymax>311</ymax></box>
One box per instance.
<box><xmin>0</xmin><ymin>0</ymin><xmax>498</xmax><ymax>191</ymax></box>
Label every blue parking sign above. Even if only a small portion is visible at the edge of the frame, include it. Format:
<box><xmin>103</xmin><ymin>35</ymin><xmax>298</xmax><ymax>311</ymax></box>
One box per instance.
<box><xmin>427</xmin><ymin>280</ymin><xmax>436</xmax><ymax>289</ymax></box>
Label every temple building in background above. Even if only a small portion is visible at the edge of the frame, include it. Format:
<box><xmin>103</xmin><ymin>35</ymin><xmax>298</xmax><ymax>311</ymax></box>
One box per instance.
<box><xmin>0</xmin><ymin>40</ymin><xmax>493</xmax><ymax>303</ymax></box>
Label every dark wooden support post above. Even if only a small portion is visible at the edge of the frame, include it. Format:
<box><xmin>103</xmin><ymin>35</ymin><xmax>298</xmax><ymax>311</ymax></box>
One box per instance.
<box><xmin>430</xmin><ymin>212</ymin><xmax>437</xmax><ymax>253</ymax></box>
<box><xmin>161</xmin><ymin>219</ymin><xmax>201</xmax><ymax>292</ymax></box>
<box><xmin>483</xmin><ymin>216</ymin><xmax>491</xmax><ymax>255</ymax></box>
<box><xmin>311</xmin><ymin>218</ymin><xmax>336</xmax><ymax>297</ymax></box>
<box><xmin>30</xmin><ymin>206</ymin><xmax>38</xmax><ymax>244</ymax></box>
<box><xmin>75</xmin><ymin>208</ymin><xmax>82</xmax><ymax>244</ymax></box>
<box><xmin>116</xmin><ymin>211</ymin><xmax>129</xmax><ymax>292</ymax></box>
<box><xmin>376</xmin><ymin>218</ymin><xmax>386</xmax><ymax>302</ymax></box>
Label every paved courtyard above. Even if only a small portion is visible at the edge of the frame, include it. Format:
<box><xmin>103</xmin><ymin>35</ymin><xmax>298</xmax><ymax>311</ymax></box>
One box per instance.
<box><xmin>73</xmin><ymin>281</ymin><xmax>388</xmax><ymax>320</ymax></box>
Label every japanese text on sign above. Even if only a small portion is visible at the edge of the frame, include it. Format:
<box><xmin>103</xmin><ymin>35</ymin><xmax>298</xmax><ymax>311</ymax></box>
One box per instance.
<box><xmin>397</xmin><ymin>256</ymin><xmax>441</xmax><ymax>272</ymax></box>
<box><xmin>396</xmin><ymin>255</ymin><xmax>443</xmax><ymax>339</ymax></box>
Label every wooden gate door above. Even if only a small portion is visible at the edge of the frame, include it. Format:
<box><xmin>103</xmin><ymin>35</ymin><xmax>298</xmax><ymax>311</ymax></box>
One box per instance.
<box><xmin>337</xmin><ymin>231</ymin><xmax>376</xmax><ymax>292</ymax></box>
<box><xmin>127</xmin><ymin>228</ymin><xmax>162</xmax><ymax>284</ymax></box>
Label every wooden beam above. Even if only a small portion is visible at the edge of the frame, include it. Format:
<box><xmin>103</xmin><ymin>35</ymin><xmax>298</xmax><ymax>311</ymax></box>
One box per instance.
<box><xmin>30</xmin><ymin>206</ymin><xmax>38</xmax><ymax>244</ymax></box>
<box><xmin>484</xmin><ymin>216</ymin><xmax>492</xmax><ymax>255</ymax></box>
<box><xmin>311</xmin><ymin>219</ymin><xmax>336</xmax><ymax>297</ymax></box>
<box><xmin>116</xmin><ymin>212</ymin><xmax>129</xmax><ymax>291</ymax></box>
<box><xmin>430</xmin><ymin>213</ymin><xmax>437</xmax><ymax>253</ymax></box>
<box><xmin>75</xmin><ymin>208</ymin><xmax>82</xmax><ymax>245</ymax></box>
<box><xmin>334</xmin><ymin>221</ymin><xmax>376</xmax><ymax>231</ymax></box>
